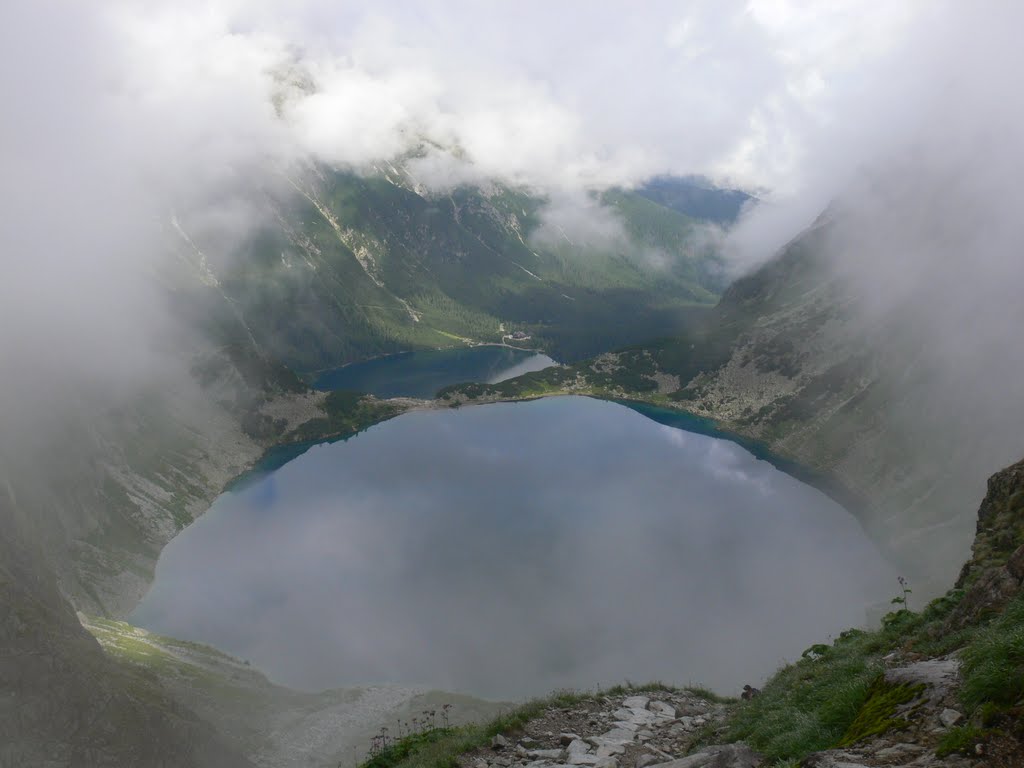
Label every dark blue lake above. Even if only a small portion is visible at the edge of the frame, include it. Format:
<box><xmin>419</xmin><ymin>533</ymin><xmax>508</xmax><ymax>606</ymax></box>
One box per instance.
<box><xmin>132</xmin><ymin>396</ymin><xmax>894</xmax><ymax>699</ymax></box>
<box><xmin>312</xmin><ymin>346</ymin><xmax>555</xmax><ymax>398</ymax></box>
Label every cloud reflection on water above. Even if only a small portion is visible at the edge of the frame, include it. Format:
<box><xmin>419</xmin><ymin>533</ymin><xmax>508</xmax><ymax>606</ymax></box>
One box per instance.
<box><xmin>133</xmin><ymin>397</ymin><xmax>893</xmax><ymax>699</ymax></box>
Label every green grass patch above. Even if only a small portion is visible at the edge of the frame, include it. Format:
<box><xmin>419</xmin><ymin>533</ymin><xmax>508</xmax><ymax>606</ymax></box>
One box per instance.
<box><xmin>836</xmin><ymin>678</ymin><xmax>924</xmax><ymax>747</ymax></box>
<box><xmin>959</xmin><ymin>591</ymin><xmax>1024</xmax><ymax>712</ymax></box>
<box><xmin>723</xmin><ymin>599</ymin><xmax>967</xmax><ymax>763</ymax></box>
<box><xmin>936</xmin><ymin>725</ymin><xmax>988</xmax><ymax>757</ymax></box>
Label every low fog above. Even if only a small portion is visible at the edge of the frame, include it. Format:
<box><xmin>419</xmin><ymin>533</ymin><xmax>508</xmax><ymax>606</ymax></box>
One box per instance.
<box><xmin>133</xmin><ymin>398</ymin><xmax>893</xmax><ymax>698</ymax></box>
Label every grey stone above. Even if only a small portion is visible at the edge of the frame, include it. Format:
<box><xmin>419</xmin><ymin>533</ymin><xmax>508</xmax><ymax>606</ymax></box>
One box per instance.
<box><xmin>800</xmin><ymin>754</ymin><xmax>869</xmax><ymax>768</ymax></box>
<box><xmin>874</xmin><ymin>744</ymin><xmax>924</xmax><ymax>760</ymax></box>
<box><xmin>561</xmin><ymin>733</ymin><xmax>582</xmax><ymax>746</ymax></box>
<box><xmin>598</xmin><ymin>729</ymin><xmax>636</xmax><ymax>745</ymax></box>
<box><xmin>492</xmin><ymin>734</ymin><xmax>510</xmax><ymax>750</ymax></box>
<box><xmin>568</xmin><ymin>739</ymin><xmax>592</xmax><ymax>755</ymax></box>
<box><xmin>636</xmin><ymin>756</ymin><xmax>660</xmax><ymax>768</ymax></box>
<box><xmin>649</xmin><ymin>701</ymin><xmax>677</xmax><ymax>718</ymax></box>
<box><xmin>615</xmin><ymin>721</ymin><xmax>640</xmax><ymax>732</ymax></box>
<box><xmin>940</xmin><ymin>708</ymin><xmax>964</xmax><ymax>728</ymax></box>
<box><xmin>597</xmin><ymin>744</ymin><xmax>626</xmax><ymax>758</ymax></box>
<box><xmin>472</xmin><ymin>758</ymin><xmax>490</xmax><ymax>768</ymax></box>
<box><xmin>885</xmin><ymin>659</ymin><xmax>959</xmax><ymax>690</ymax></box>
<box><xmin>595</xmin><ymin>758</ymin><xmax>618</xmax><ymax>768</ymax></box>
<box><xmin>529</xmin><ymin>750</ymin><xmax>565</xmax><ymax>760</ymax></box>
<box><xmin>623</xmin><ymin>696</ymin><xmax>651</xmax><ymax>710</ymax></box>
<box><xmin>629</xmin><ymin>708</ymin><xmax>658</xmax><ymax>725</ymax></box>
<box><xmin>568</xmin><ymin>754</ymin><xmax>601</xmax><ymax>766</ymax></box>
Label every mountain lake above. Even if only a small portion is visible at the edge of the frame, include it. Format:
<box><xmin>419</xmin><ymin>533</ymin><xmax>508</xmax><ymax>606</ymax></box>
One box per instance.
<box><xmin>132</xmin><ymin>395</ymin><xmax>895</xmax><ymax>699</ymax></box>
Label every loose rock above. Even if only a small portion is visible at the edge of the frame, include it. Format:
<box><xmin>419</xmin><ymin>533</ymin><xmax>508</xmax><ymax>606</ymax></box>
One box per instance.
<box><xmin>939</xmin><ymin>708</ymin><xmax>963</xmax><ymax>728</ymax></box>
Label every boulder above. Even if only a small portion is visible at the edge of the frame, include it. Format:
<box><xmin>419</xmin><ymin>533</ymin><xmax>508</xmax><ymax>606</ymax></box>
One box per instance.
<box><xmin>568</xmin><ymin>739</ymin><xmax>592</xmax><ymax>754</ymax></box>
<box><xmin>939</xmin><ymin>708</ymin><xmax>964</xmax><ymax>728</ymax></box>
<box><xmin>649</xmin><ymin>701</ymin><xmax>677</xmax><ymax>718</ymax></box>
<box><xmin>623</xmin><ymin>696</ymin><xmax>651</xmax><ymax>710</ymax></box>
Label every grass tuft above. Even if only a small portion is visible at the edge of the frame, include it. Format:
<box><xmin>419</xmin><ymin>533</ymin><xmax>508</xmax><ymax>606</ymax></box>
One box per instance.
<box><xmin>959</xmin><ymin>592</ymin><xmax>1024</xmax><ymax>712</ymax></box>
<box><xmin>935</xmin><ymin>725</ymin><xmax>988</xmax><ymax>757</ymax></box>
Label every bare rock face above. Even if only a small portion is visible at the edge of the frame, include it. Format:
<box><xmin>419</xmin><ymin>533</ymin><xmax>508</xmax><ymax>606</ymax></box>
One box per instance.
<box><xmin>943</xmin><ymin>458</ymin><xmax>1024</xmax><ymax>631</ymax></box>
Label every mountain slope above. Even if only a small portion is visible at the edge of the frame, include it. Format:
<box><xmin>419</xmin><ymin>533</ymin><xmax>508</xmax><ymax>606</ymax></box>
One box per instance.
<box><xmin>437</xmin><ymin>210</ymin><xmax>1024</xmax><ymax>595</ymax></box>
<box><xmin>176</xmin><ymin>168</ymin><xmax>727</xmax><ymax>372</ymax></box>
<box><xmin>82</xmin><ymin>617</ymin><xmax>505</xmax><ymax>768</ymax></box>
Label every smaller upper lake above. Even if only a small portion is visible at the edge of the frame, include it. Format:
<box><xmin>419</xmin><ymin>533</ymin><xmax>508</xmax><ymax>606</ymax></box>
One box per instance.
<box><xmin>312</xmin><ymin>346</ymin><xmax>555</xmax><ymax>398</ymax></box>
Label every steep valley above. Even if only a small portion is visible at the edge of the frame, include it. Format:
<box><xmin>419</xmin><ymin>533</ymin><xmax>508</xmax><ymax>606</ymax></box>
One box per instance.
<box><xmin>3</xmin><ymin>177</ymin><xmax>1024</xmax><ymax>768</ymax></box>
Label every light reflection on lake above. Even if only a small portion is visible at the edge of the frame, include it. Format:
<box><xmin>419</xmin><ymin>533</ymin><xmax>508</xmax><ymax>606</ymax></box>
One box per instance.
<box><xmin>132</xmin><ymin>397</ymin><xmax>894</xmax><ymax>699</ymax></box>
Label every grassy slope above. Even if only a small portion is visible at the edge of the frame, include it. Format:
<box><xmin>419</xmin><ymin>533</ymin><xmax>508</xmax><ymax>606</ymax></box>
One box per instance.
<box><xmin>83</xmin><ymin>616</ymin><xmax>506</xmax><ymax>768</ymax></box>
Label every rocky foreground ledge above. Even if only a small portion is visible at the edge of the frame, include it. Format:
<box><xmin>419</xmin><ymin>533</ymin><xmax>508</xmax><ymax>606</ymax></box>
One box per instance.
<box><xmin>456</xmin><ymin>678</ymin><xmax>983</xmax><ymax>768</ymax></box>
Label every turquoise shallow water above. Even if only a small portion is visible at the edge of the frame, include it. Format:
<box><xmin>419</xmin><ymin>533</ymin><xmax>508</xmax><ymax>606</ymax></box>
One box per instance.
<box><xmin>312</xmin><ymin>346</ymin><xmax>555</xmax><ymax>398</ymax></box>
<box><xmin>133</xmin><ymin>396</ymin><xmax>894</xmax><ymax>699</ymax></box>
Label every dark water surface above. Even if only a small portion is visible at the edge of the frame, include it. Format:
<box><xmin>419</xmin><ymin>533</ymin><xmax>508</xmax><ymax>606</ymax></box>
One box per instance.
<box><xmin>312</xmin><ymin>346</ymin><xmax>555</xmax><ymax>398</ymax></box>
<box><xmin>133</xmin><ymin>397</ymin><xmax>894</xmax><ymax>699</ymax></box>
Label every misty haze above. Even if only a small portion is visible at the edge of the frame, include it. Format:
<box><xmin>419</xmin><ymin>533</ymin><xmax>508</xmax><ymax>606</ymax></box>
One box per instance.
<box><xmin>4</xmin><ymin>2</ymin><xmax>1024</xmax><ymax>767</ymax></box>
